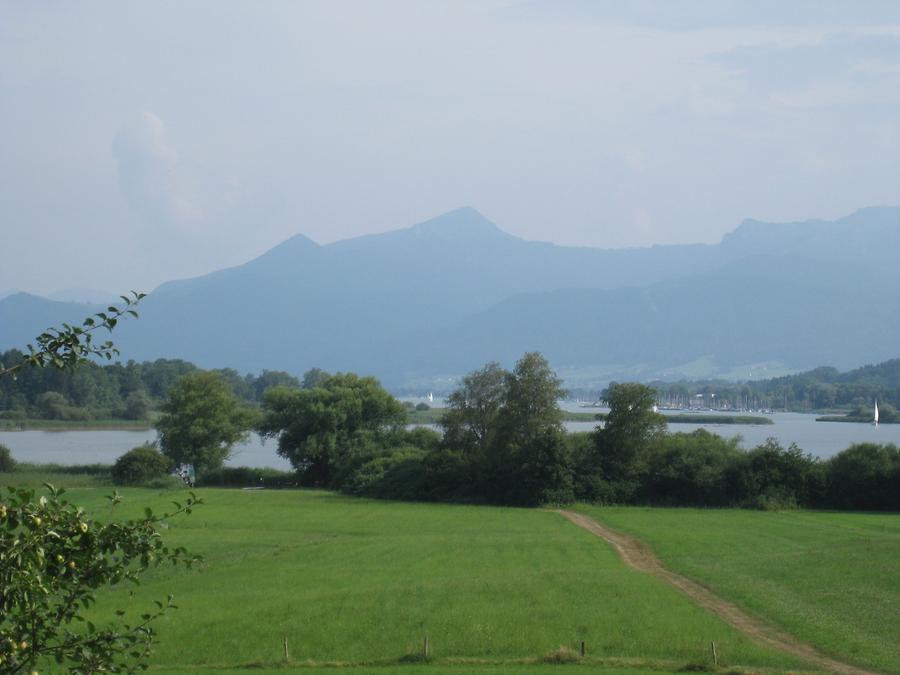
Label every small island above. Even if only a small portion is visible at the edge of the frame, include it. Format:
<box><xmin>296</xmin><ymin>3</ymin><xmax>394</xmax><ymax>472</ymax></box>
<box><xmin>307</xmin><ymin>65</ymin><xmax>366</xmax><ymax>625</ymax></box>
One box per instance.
<box><xmin>406</xmin><ymin>407</ymin><xmax>773</xmax><ymax>426</ymax></box>
<box><xmin>817</xmin><ymin>403</ymin><xmax>897</xmax><ymax>424</ymax></box>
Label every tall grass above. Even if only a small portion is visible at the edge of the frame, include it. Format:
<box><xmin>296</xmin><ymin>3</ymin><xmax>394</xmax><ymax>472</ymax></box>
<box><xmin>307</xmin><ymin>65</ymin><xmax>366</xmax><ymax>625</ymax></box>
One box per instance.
<box><xmin>54</xmin><ymin>489</ymin><xmax>807</xmax><ymax>672</ymax></box>
<box><xmin>577</xmin><ymin>506</ymin><xmax>900</xmax><ymax>673</ymax></box>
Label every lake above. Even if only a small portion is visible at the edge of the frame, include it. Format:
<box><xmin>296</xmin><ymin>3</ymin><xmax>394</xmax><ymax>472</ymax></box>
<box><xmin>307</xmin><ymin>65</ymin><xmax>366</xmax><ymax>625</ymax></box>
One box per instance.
<box><xmin>1</xmin><ymin>409</ymin><xmax>897</xmax><ymax>469</ymax></box>
<box><xmin>0</xmin><ymin>430</ymin><xmax>294</xmax><ymax>470</ymax></box>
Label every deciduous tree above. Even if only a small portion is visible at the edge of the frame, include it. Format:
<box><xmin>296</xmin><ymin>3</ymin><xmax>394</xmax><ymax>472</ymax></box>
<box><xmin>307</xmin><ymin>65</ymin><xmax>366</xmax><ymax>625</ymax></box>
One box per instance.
<box><xmin>257</xmin><ymin>372</ymin><xmax>405</xmax><ymax>485</ymax></box>
<box><xmin>594</xmin><ymin>382</ymin><xmax>667</xmax><ymax>481</ymax></box>
<box><xmin>155</xmin><ymin>371</ymin><xmax>255</xmax><ymax>475</ymax></box>
<box><xmin>0</xmin><ymin>485</ymin><xmax>199</xmax><ymax>673</ymax></box>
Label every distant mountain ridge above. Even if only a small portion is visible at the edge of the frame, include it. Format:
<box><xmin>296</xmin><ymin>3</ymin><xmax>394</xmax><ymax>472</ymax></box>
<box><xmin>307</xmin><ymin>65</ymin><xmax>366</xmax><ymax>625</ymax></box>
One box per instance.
<box><xmin>2</xmin><ymin>205</ymin><xmax>898</xmax><ymax>388</ymax></box>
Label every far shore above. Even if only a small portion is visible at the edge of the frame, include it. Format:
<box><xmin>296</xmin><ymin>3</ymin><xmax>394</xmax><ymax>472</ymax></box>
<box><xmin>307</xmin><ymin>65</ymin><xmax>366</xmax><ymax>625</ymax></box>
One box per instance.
<box><xmin>0</xmin><ymin>419</ymin><xmax>152</xmax><ymax>432</ymax></box>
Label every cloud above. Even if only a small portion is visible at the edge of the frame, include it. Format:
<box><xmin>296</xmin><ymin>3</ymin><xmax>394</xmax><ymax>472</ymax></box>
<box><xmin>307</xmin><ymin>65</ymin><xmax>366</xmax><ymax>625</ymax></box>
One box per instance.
<box><xmin>501</xmin><ymin>0</ymin><xmax>900</xmax><ymax>31</ymax></box>
<box><xmin>112</xmin><ymin>111</ymin><xmax>200</xmax><ymax>227</ymax></box>
<box><xmin>710</xmin><ymin>32</ymin><xmax>900</xmax><ymax>87</ymax></box>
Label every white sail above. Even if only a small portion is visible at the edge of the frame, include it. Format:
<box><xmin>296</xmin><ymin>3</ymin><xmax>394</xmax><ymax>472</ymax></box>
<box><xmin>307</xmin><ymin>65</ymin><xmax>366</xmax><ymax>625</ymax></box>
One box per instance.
<box><xmin>874</xmin><ymin>400</ymin><xmax>879</xmax><ymax>427</ymax></box>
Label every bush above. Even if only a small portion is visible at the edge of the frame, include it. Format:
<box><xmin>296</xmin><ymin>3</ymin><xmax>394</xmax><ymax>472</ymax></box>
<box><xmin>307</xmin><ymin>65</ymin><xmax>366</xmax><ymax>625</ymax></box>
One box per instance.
<box><xmin>824</xmin><ymin>443</ymin><xmax>900</xmax><ymax>510</ymax></box>
<box><xmin>415</xmin><ymin>402</ymin><xmax>431</xmax><ymax>411</ymax></box>
<box><xmin>344</xmin><ymin>447</ymin><xmax>428</xmax><ymax>499</ymax></box>
<box><xmin>0</xmin><ymin>443</ymin><xmax>16</xmax><ymax>472</ymax></box>
<box><xmin>197</xmin><ymin>466</ymin><xmax>297</xmax><ymax>488</ymax></box>
<box><xmin>112</xmin><ymin>444</ymin><xmax>172</xmax><ymax>485</ymax></box>
<box><xmin>726</xmin><ymin>439</ymin><xmax>824</xmax><ymax>508</ymax></box>
<box><xmin>641</xmin><ymin>430</ymin><xmax>743</xmax><ymax>506</ymax></box>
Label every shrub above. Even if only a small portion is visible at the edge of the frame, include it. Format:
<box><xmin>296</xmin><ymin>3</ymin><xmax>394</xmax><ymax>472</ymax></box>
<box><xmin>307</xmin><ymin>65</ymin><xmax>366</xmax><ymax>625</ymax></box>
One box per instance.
<box><xmin>197</xmin><ymin>466</ymin><xmax>297</xmax><ymax>488</ymax></box>
<box><xmin>0</xmin><ymin>443</ymin><xmax>16</xmax><ymax>472</ymax></box>
<box><xmin>112</xmin><ymin>444</ymin><xmax>172</xmax><ymax>485</ymax></box>
<box><xmin>414</xmin><ymin>402</ymin><xmax>431</xmax><ymax>411</ymax></box>
<box><xmin>641</xmin><ymin>430</ymin><xmax>743</xmax><ymax>506</ymax></box>
<box><xmin>726</xmin><ymin>439</ymin><xmax>824</xmax><ymax>508</ymax></box>
<box><xmin>345</xmin><ymin>447</ymin><xmax>428</xmax><ymax>499</ymax></box>
<box><xmin>824</xmin><ymin>443</ymin><xmax>900</xmax><ymax>510</ymax></box>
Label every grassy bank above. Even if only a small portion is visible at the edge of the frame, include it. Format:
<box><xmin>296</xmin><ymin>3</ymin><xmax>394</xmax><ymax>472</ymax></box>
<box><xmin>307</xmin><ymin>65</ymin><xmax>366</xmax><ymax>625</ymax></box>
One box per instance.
<box><xmin>18</xmin><ymin>487</ymin><xmax>804</xmax><ymax>673</ymax></box>
<box><xmin>0</xmin><ymin>462</ymin><xmax>113</xmax><ymax>487</ymax></box>
<box><xmin>575</xmin><ymin>505</ymin><xmax>900</xmax><ymax>674</ymax></box>
<box><xmin>406</xmin><ymin>408</ymin><xmax>601</xmax><ymax>424</ymax></box>
<box><xmin>816</xmin><ymin>415</ymin><xmax>892</xmax><ymax>424</ymax></box>
<box><xmin>0</xmin><ymin>418</ymin><xmax>152</xmax><ymax>431</ymax></box>
<box><xmin>661</xmin><ymin>414</ymin><xmax>773</xmax><ymax>425</ymax></box>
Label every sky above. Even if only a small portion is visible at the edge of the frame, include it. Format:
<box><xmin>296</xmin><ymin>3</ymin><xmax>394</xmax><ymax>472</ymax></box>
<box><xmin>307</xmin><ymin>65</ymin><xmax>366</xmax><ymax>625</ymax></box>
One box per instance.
<box><xmin>2</xmin><ymin>0</ymin><xmax>900</xmax><ymax>297</ymax></box>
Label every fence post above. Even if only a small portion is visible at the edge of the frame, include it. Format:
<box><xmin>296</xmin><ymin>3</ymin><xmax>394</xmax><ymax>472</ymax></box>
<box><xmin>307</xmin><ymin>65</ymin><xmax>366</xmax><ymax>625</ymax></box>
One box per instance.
<box><xmin>580</xmin><ymin>640</ymin><xmax>585</xmax><ymax>657</ymax></box>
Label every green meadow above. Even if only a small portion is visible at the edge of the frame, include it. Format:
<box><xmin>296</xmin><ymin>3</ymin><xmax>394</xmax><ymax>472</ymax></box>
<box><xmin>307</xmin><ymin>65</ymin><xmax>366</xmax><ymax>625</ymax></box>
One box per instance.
<box><xmin>28</xmin><ymin>488</ymin><xmax>808</xmax><ymax>674</ymax></box>
<box><xmin>576</xmin><ymin>506</ymin><xmax>900</xmax><ymax>674</ymax></box>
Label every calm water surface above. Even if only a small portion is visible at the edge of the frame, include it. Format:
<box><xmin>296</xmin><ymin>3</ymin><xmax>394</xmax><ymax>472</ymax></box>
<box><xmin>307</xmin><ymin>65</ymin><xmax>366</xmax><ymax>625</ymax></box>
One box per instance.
<box><xmin>561</xmin><ymin>406</ymin><xmax>899</xmax><ymax>458</ymax></box>
<box><xmin>1</xmin><ymin>409</ymin><xmax>897</xmax><ymax>468</ymax></box>
<box><xmin>0</xmin><ymin>430</ymin><xmax>292</xmax><ymax>470</ymax></box>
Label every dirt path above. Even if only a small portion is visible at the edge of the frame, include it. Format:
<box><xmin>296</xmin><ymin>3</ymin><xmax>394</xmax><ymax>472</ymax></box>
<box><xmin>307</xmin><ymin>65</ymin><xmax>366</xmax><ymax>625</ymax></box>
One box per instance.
<box><xmin>558</xmin><ymin>510</ymin><xmax>876</xmax><ymax>675</ymax></box>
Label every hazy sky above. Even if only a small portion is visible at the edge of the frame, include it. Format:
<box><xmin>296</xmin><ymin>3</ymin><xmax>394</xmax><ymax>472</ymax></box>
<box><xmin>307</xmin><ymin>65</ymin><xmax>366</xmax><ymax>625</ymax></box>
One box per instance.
<box><xmin>2</xmin><ymin>1</ymin><xmax>900</xmax><ymax>296</ymax></box>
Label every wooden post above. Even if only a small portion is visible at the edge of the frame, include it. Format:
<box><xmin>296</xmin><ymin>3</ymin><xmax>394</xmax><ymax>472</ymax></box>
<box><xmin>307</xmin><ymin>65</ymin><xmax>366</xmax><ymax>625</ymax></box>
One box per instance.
<box><xmin>580</xmin><ymin>641</ymin><xmax>585</xmax><ymax>657</ymax></box>
<box><xmin>283</xmin><ymin>635</ymin><xmax>289</xmax><ymax>662</ymax></box>
<box><xmin>423</xmin><ymin>636</ymin><xmax>430</xmax><ymax>659</ymax></box>
<box><xmin>710</xmin><ymin>641</ymin><xmax>718</xmax><ymax>666</ymax></box>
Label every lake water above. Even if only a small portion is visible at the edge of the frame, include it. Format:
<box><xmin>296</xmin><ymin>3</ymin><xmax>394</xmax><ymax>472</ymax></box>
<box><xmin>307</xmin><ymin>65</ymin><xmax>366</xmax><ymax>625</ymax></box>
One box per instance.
<box><xmin>1</xmin><ymin>409</ymin><xmax>897</xmax><ymax>469</ymax></box>
<box><xmin>0</xmin><ymin>430</ymin><xmax>293</xmax><ymax>470</ymax></box>
<box><xmin>560</xmin><ymin>404</ymin><xmax>900</xmax><ymax>458</ymax></box>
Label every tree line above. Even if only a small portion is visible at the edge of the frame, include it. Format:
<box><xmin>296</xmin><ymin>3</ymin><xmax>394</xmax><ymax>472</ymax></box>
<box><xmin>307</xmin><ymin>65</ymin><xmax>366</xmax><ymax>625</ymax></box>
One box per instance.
<box><xmin>646</xmin><ymin>359</ymin><xmax>900</xmax><ymax>413</ymax></box>
<box><xmin>0</xmin><ymin>349</ymin><xmax>303</xmax><ymax>421</ymax></box>
<box><xmin>132</xmin><ymin>353</ymin><xmax>899</xmax><ymax>511</ymax></box>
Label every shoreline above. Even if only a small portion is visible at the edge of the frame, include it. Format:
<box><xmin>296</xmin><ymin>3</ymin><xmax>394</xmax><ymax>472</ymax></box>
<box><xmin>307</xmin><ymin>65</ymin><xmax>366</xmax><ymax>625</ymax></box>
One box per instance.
<box><xmin>0</xmin><ymin>420</ymin><xmax>152</xmax><ymax>432</ymax></box>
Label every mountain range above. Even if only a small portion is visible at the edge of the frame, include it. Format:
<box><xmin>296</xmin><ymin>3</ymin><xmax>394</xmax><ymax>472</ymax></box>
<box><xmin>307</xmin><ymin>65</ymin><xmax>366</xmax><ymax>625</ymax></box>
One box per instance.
<box><xmin>2</xmin><ymin>206</ymin><xmax>899</xmax><ymax>390</ymax></box>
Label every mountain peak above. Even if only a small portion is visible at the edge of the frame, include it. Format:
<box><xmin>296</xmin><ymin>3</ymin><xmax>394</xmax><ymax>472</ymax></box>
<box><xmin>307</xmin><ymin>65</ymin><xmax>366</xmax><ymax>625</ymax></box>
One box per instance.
<box><xmin>408</xmin><ymin>207</ymin><xmax>505</xmax><ymax>239</ymax></box>
<box><xmin>248</xmin><ymin>232</ymin><xmax>320</xmax><ymax>267</ymax></box>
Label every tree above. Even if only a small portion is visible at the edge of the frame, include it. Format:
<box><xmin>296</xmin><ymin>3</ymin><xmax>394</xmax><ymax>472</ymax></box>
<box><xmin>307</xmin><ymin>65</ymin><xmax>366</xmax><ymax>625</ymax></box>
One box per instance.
<box><xmin>440</xmin><ymin>353</ymin><xmax>572</xmax><ymax>505</ymax></box>
<box><xmin>301</xmin><ymin>367</ymin><xmax>329</xmax><ymax>390</ymax></box>
<box><xmin>121</xmin><ymin>390</ymin><xmax>151</xmax><ymax>420</ymax></box>
<box><xmin>0</xmin><ymin>444</ymin><xmax>15</xmax><ymax>472</ymax></box>
<box><xmin>252</xmin><ymin>370</ymin><xmax>300</xmax><ymax>400</ymax></box>
<box><xmin>155</xmin><ymin>371</ymin><xmax>255</xmax><ymax>475</ymax></box>
<box><xmin>34</xmin><ymin>391</ymin><xmax>71</xmax><ymax>420</ymax></box>
<box><xmin>257</xmin><ymin>372</ymin><xmax>405</xmax><ymax>485</ymax></box>
<box><xmin>497</xmin><ymin>352</ymin><xmax>566</xmax><ymax>450</ymax></box>
<box><xmin>594</xmin><ymin>382</ymin><xmax>667</xmax><ymax>481</ymax></box>
<box><xmin>0</xmin><ymin>292</ymin><xmax>145</xmax><ymax>380</ymax></box>
<box><xmin>0</xmin><ymin>485</ymin><xmax>200</xmax><ymax>673</ymax></box>
<box><xmin>0</xmin><ymin>292</ymin><xmax>200</xmax><ymax>674</ymax></box>
<box><xmin>825</xmin><ymin>443</ymin><xmax>900</xmax><ymax>510</ymax></box>
<box><xmin>492</xmin><ymin>353</ymin><xmax>571</xmax><ymax>505</ymax></box>
<box><xmin>440</xmin><ymin>362</ymin><xmax>508</xmax><ymax>456</ymax></box>
<box><xmin>112</xmin><ymin>444</ymin><xmax>172</xmax><ymax>485</ymax></box>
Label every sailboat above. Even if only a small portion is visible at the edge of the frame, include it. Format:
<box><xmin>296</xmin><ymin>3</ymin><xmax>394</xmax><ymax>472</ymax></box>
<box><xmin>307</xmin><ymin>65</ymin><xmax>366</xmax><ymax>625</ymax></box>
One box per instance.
<box><xmin>874</xmin><ymin>400</ymin><xmax>879</xmax><ymax>427</ymax></box>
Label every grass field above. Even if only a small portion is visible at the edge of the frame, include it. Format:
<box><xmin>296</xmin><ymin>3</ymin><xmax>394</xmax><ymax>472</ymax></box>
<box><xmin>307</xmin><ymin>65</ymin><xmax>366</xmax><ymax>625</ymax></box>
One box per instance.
<box><xmin>576</xmin><ymin>506</ymin><xmax>900</xmax><ymax>674</ymax></box>
<box><xmin>15</xmin><ymin>487</ymin><xmax>807</xmax><ymax>674</ymax></box>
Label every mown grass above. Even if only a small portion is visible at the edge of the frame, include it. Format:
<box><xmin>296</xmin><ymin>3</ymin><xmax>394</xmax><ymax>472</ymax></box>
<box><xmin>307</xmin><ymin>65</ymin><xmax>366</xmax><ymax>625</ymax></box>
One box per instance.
<box><xmin>575</xmin><ymin>506</ymin><xmax>900</xmax><ymax>674</ymax></box>
<box><xmin>24</xmin><ymin>488</ymin><xmax>808</xmax><ymax>673</ymax></box>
